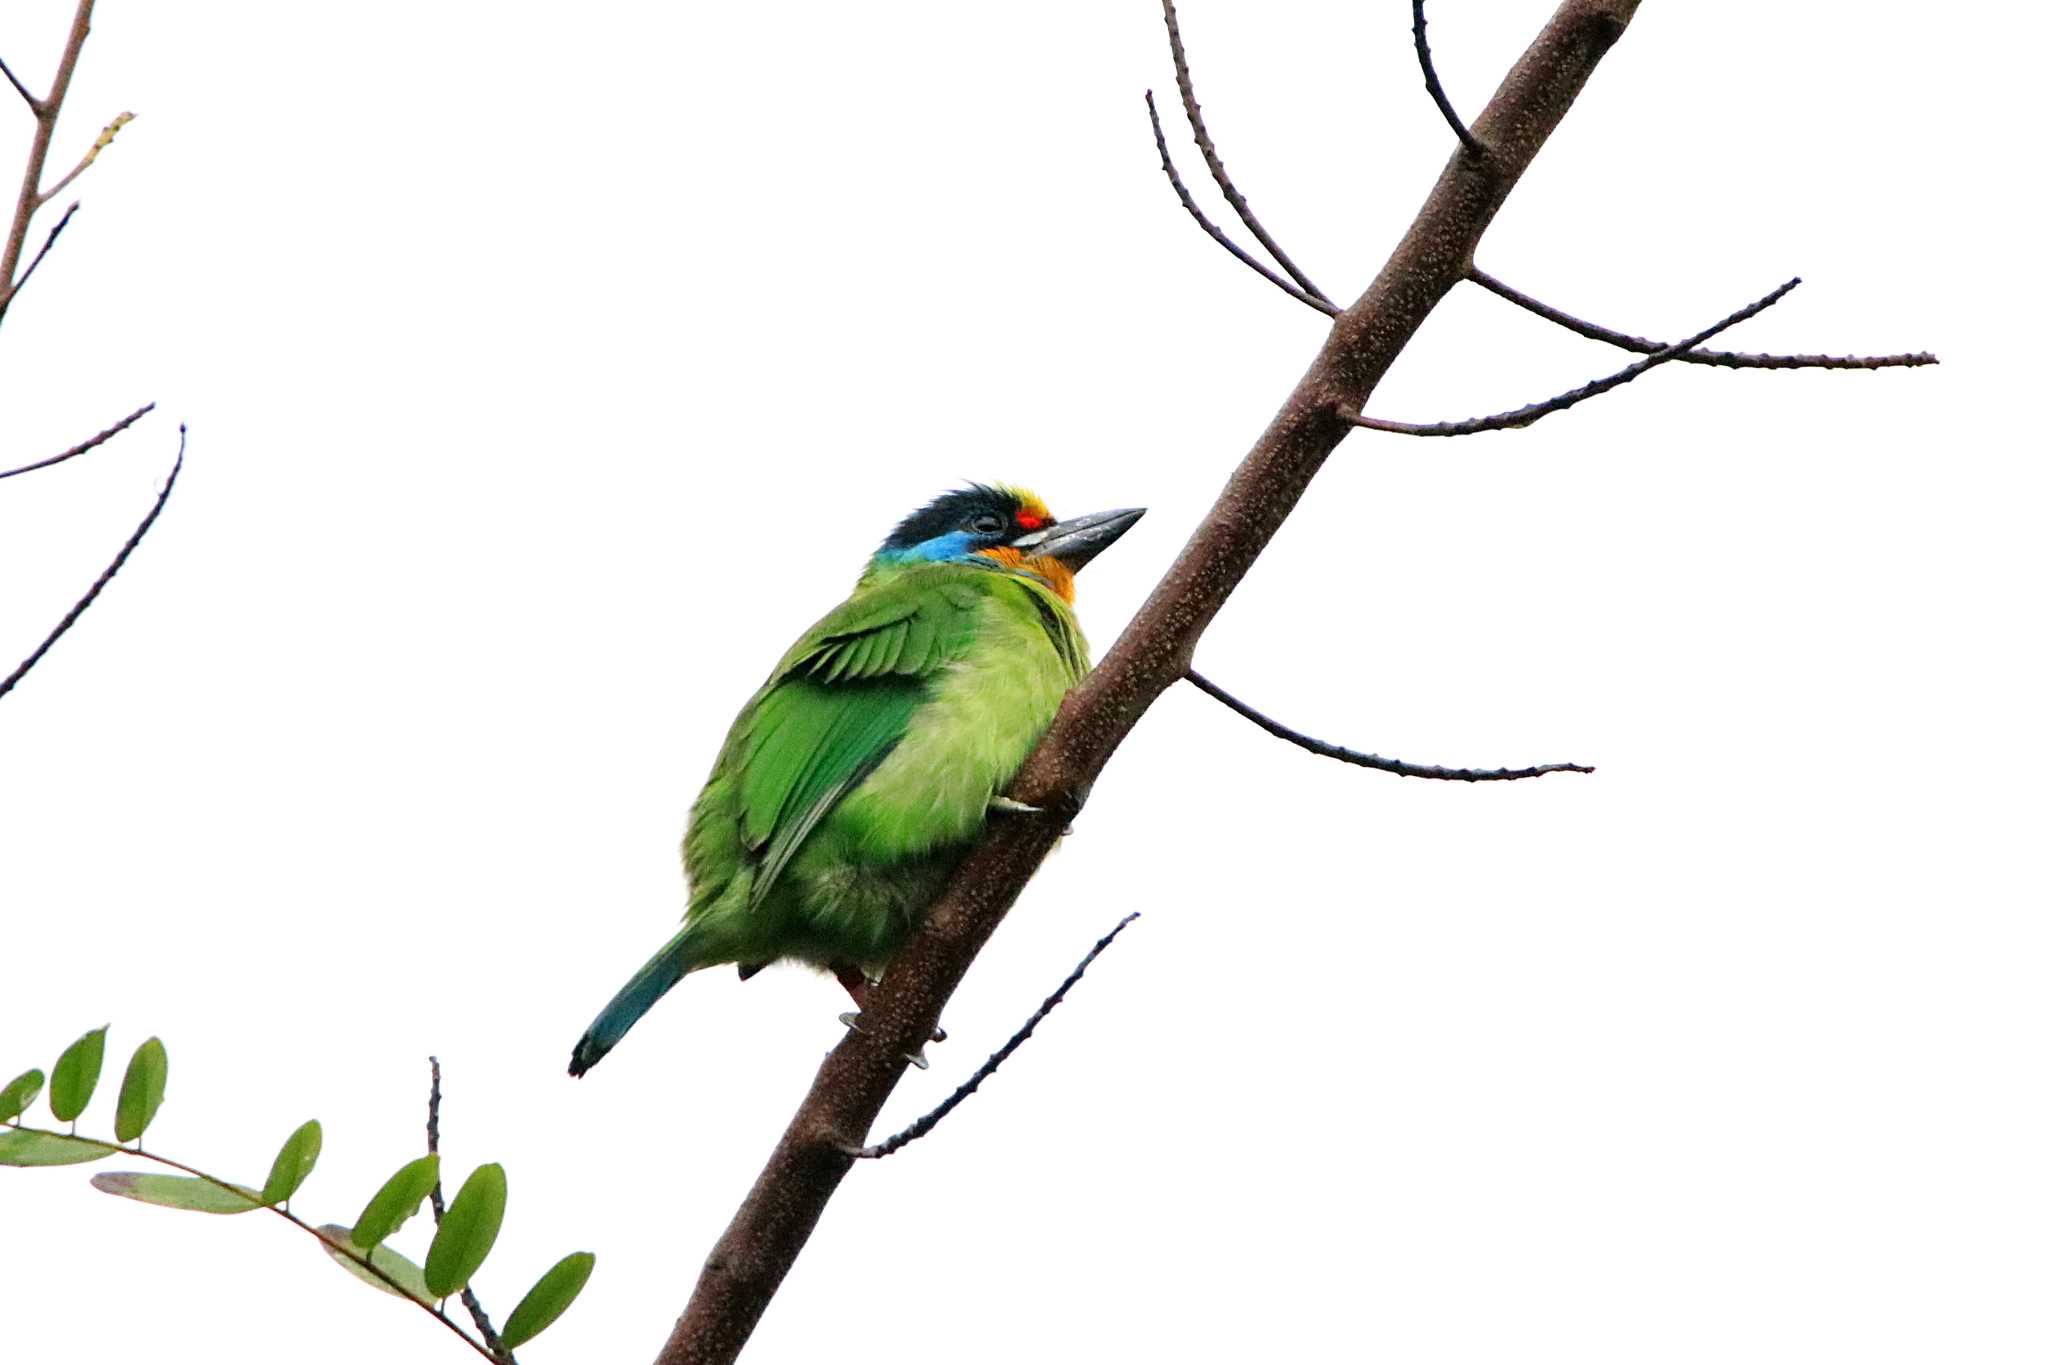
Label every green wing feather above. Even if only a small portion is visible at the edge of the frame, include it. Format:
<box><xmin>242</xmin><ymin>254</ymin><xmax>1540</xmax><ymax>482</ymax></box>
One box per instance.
<box><xmin>726</xmin><ymin>568</ymin><xmax>987</xmax><ymax>910</ymax></box>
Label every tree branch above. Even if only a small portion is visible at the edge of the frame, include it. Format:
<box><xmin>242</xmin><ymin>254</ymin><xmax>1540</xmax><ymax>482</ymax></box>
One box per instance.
<box><xmin>841</xmin><ymin>914</ymin><xmax>1140</xmax><ymax>1161</ymax></box>
<box><xmin>1467</xmin><ymin>265</ymin><xmax>1937</xmax><ymax>370</ymax></box>
<box><xmin>1185</xmin><ymin>670</ymin><xmax>1590</xmax><ymax>782</ymax></box>
<box><xmin>0</xmin><ymin>55</ymin><xmax>38</xmax><ymax>113</ymax></box>
<box><xmin>0</xmin><ymin>0</ymin><xmax>97</xmax><ymax>333</ymax></box>
<box><xmin>1412</xmin><ymin>0</ymin><xmax>1485</xmax><ymax>158</ymax></box>
<box><xmin>425</xmin><ymin>1058</ymin><xmax>510</xmax><ymax>1364</ymax></box>
<box><xmin>38</xmin><ymin>110</ymin><xmax>132</xmax><ymax>204</ymax></box>
<box><xmin>0</xmin><ymin>400</ymin><xmax>152</xmax><ymax>481</ymax></box>
<box><xmin>3</xmin><ymin>198</ymin><xmax>78</xmax><ymax>304</ymax></box>
<box><xmin>1342</xmin><ymin>276</ymin><xmax>1798</xmax><ymax>436</ymax></box>
<box><xmin>0</xmin><ymin>422</ymin><xmax>181</xmax><ymax>703</ymax></box>
<box><xmin>1160</xmin><ymin>0</ymin><xmax>1331</xmax><ymax>307</ymax></box>
<box><xmin>657</xmin><ymin>5</ymin><xmax>1649</xmax><ymax>1362</ymax></box>
<box><xmin>1143</xmin><ymin>90</ymin><xmax>1339</xmax><ymax>318</ymax></box>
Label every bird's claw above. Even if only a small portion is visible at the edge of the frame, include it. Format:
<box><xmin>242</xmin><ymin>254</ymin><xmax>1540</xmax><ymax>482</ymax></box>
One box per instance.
<box><xmin>840</xmin><ymin>1011</ymin><xmax>944</xmax><ymax>1061</ymax></box>
<box><xmin>988</xmin><ymin>795</ymin><xmax>1042</xmax><ymax>815</ymax></box>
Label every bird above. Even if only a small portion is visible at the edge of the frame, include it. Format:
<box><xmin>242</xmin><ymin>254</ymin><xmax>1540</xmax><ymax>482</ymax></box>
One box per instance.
<box><xmin>568</xmin><ymin>484</ymin><xmax>1143</xmax><ymax>1076</ymax></box>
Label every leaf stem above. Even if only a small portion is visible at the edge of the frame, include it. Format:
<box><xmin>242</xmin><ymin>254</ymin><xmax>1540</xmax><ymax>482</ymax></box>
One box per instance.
<box><xmin>2</xmin><ymin>1118</ymin><xmax>500</xmax><ymax>1363</ymax></box>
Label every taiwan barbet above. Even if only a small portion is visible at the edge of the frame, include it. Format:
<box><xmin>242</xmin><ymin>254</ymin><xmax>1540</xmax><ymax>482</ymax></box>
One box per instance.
<box><xmin>568</xmin><ymin>485</ymin><xmax>1143</xmax><ymax>1075</ymax></box>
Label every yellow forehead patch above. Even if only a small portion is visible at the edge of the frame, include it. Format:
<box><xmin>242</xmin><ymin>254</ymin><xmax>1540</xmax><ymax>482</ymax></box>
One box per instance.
<box><xmin>992</xmin><ymin>483</ymin><xmax>1053</xmax><ymax>527</ymax></box>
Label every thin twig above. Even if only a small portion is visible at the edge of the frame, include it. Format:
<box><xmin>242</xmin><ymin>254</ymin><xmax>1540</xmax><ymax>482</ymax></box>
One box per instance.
<box><xmin>3</xmin><ymin>199</ymin><xmax>77</xmax><ymax>303</ymax></box>
<box><xmin>1467</xmin><ymin>266</ymin><xmax>1936</xmax><ymax>370</ymax></box>
<box><xmin>1343</xmin><ymin>276</ymin><xmax>1800</xmax><ymax>436</ymax></box>
<box><xmin>0</xmin><ymin>423</ymin><xmax>183</xmax><ymax>703</ymax></box>
<box><xmin>0</xmin><ymin>400</ymin><xmax>151</xmax><ymax>481</ymax></box>
<box><xmin>1144</xmin><ymin>91</ymin><xmax>1340</xmax><ymax>318</ymax></box>
<box><xmin>38</xmin><ymin>110</ymin><xmax>131</xmax><ymax>203</ymax></box>
<box><xmin>1412</xmin><ymin>0</ymin><xmax>1484</xmax><ymax>158</ymax></box>
<box><xmin>1160</xmin><ymin>0</ymin><xmax>1331</xmax><ymax>305</ymax></box>
<box><xmin>0</xmin><ymin>1119</ymin><xmax>500</xmax><ymax>1364</ymax></box>
<box><xmin>1186</xmin><ymin>671</ymin><xmax>1590</xmax><ymax>782</ymax></box>
<box><xmin>425</xmin><ymin>1058</ymin><xmax>510</xmax><ymax>1363</ymax></box>
<box><xmin>1</xmin><ymin>0</ymin><xmax>96</xmax><ymax>332</ymax></box>
<box><xmin>842</xmin><ymin>914</ymin><xmax>1141</xmax><ymax>1161</ymax></box>
<box><xmin>0</xmin><ymin>55</ymin><xmax>37</xmax><ymax>113</ymax></box>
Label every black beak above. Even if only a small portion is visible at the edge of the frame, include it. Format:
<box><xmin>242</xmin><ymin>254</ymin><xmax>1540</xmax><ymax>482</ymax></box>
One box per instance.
<box><xmin>1011</xmin><ymin>507</ymin><xmax>1145</xmax><ymax>572</ymax></box>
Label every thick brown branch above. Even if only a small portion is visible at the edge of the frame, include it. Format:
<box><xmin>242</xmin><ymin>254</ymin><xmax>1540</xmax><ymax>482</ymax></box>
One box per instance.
<box><xmin>1185</xmin><ymin>670</ymin><xmax>1590</xmax><ymax>782</ymax></box>
<box><xmin>425</xmin><ymin>1058</ymin><xmax>511</xmax><ymax>1363</ymax></box>
<box><xmin>843</xmin><ymin>914</ymin><xmax>1140</xmax><ymax>1161</ymax></box>
<box><xmin>1144</xmin><ymin>91</ymin><xmax>1339</xmax><ymax>318</ymax></box>
<box><xmin>657</xmin><ymin>5</ymin><xmax>1645</xmax><ymax>1362</ymax></box>
<box><xmin>0</xmin><ymin>0</ymin><xmax>96</xmax><ymax>332</ymax></box>
<box><xmin>1343</xmin><ymin>276</ymin><xmax>1798</xmax><ymax>436</ymax></box>
<box><xmin>0</xmin><ymin>400</ymin><xmax>151</xmax><ymax>481</ymax></box>
<box><xmin>1160</xmin><ymin>0</ymin><xmax>1331</xmax><ymax>306</ymax></box>
<box><xmin>1412</xmin><ymin>0</ymin><xmax>1485</xmax><ymax>158</ymax></box>
<box><xmin>1467</xmin><ymin>266</ymin><xmax>1937</xmax><ymax>370</ymax></box>
<box><xmin>0</xmin><ymin>422</ymin><xmax>182</xmax><ymax>703</ymax></box>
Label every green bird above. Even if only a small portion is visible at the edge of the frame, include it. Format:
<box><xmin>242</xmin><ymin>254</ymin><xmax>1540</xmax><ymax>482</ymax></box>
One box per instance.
<box><xmin>568</xmin><ymin>484</ymin><xmax>1143</xmax><ymax>1076</ymax></box>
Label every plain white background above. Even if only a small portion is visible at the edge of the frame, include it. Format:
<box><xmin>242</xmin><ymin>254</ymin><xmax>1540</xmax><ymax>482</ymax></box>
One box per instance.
<box><xmin>1</xmin><ymin>2</ymin><xmax>2040</xmax><ymax>1362</ymax></box>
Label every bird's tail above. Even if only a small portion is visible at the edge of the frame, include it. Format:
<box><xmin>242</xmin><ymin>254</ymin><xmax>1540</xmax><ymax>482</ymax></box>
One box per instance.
<box><xmin>568</xmin><ymin>926</ymin><xmax>703</xmax><ymax>1077</ymax></box>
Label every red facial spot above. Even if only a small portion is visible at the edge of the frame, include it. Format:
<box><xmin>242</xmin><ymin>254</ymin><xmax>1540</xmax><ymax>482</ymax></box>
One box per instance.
<box><xmin>1015</xmin><ymin>512</ymin><xmax>1045</xmax><ymax>529</ymax></box>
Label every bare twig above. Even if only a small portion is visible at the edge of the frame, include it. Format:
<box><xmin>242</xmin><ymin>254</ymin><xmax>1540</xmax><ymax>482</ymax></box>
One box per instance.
<box><xmin>1343</xmin><ymin>276</ymin><xmax>1799</xmax><ymax>436</ymax></box>
<box><xmin>1185</xmin><ymin>670</ymin><xmax>1589</xmax><ymax>782</ymax></box>
<box><xmin>0</xmin><ymin>400</ymin><xmax>151</xmax><ymax>481</ymax></box>
<box><xmin>38</xmin><ymin>110</ymin><xmax>132</xmax><ymax>203</ymax></box>
<box><xmin>1467</xmin><ymin>267</ymin><xmax>1935</xmax><ymax>369</ymax></box>
<box><xmin>1160</xmin><ymin>0</ymin><xmax>1331</xmax><ymax>306</ymax></box>
<box><xmin>660</xmin><ymin>7</ymin><xmax>1654</xmax><ymax>1362</ymax></box>
<box><xmin>842</xmin><ymin>915</ymin><xmax>1140</xmax><ymax>1161</ymax></box>
<box><xmin>1412</xmin><ymin>0</ymin><xmax>1485</xmax><ymax>158</ymax></box>
<box><xmin>1144</xmin><ymin>91</ymin><xmax>1340</xmax><ymax>318</ymax></box>
<box><xmin>4</xmin><ymin>198</ymin><xmax>78</xmax><ymax>302</ymax></box>
<box><xmin>0</xmin><ymin>55</ymin><xmax>37</xmax><ymax>113</ymax></box>
<box><xmin>1</xmin><ymin>0</ymin><xmax>97</xmax><ymax>331</ymax></box>
<box><xmin>0</xmin><ymin>423</ymin><xmax>182</xmax><ymax>703</ymax></box>
<box><xmin>425</xmin><ymin>1058</ymin><xmax>511</xmax><ymax>1364</ymax></box>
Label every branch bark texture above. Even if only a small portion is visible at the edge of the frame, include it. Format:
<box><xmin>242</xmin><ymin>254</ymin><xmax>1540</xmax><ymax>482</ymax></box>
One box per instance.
<box><xmin>657</xmin><ymin>3</ymin><xmax>1640</xmax><ymax>1360</ymax></box>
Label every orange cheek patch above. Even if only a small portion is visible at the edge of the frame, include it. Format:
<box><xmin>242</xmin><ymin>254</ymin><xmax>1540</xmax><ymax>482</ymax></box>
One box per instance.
<box><xmin>976</xmin><ymin>547</ymin><xmax>1077</xmax><ymax>602</ymax></box>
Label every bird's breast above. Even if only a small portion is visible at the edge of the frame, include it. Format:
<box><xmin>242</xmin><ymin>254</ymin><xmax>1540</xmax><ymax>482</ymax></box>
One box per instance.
<box><xmin>829</xmin><ymin>586</ymin><xmax>1086</xmax><ymax>859</ymax></box>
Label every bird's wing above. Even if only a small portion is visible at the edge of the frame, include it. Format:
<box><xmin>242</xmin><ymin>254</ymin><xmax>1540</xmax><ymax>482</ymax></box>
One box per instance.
<box><xmin>733</xmin><ymin>570</ymin><xmax>987</xmax><ymax>908</ymax></box>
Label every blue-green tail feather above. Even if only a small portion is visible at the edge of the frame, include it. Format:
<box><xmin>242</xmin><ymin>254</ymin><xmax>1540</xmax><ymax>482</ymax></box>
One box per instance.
<box><xmin>569</xmin><ymin>928</ymin><xmax>700</xmax><ymax>1076</ymax></box>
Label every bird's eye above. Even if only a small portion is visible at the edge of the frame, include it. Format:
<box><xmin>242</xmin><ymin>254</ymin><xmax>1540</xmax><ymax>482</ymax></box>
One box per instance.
<box><xmin>970</xmin><ymin>513</ymin><xmax>1006</xmax><ymax>535</ymax></box>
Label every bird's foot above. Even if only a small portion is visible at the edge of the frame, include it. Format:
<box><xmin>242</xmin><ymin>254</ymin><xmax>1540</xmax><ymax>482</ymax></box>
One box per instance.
<box><xmin>837</xmin><ymin>1009</ymin><xmax>946</xmax><ymax>1047</ymax></box>
<box><xmin>838</xmin><ymin>1011</ymin><xmax>934</xmax><ymax>1068</ymax></box>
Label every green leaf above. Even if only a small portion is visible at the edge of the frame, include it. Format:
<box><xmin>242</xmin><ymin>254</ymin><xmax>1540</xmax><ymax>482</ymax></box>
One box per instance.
<box><xmin>0</xmin><ymin>1068</ymin><xmax>43</xmax><ymax>1123</ymax></box>
<box><xmin>350</xmin><ymin>1153</ymin><xmax>440</xmax><ymax>1250</ymax></box>
<box><xmin>499</xmin><ymin>1250</ymin><xmax>596</xmax><ymax>1349</ymax></box>
<box><xmin>112</xmin><ymin>1037</ymin><xmax>168</xmax><ymax>1143</ymax></box>
<box><xmin>0</xmin><ymin>1129</ymin><xmax>114</xmax><ymax>1166</ymax></box>
<box><xmin>49</xmin><ymin>1026</ymin><xmax>107</xmax><ymax>1123</ymax></box>
<box><xmin>317</xmin><ymin>1224</ymin><xmax>433</xmax><ymax>1303</ymax></box>
<box><xmin>423</xmin><ymin>1162</ymin><xmax>506</xmax><ymax>1299</ymax></box>
<box><xmin>259</xmin><ymin>1119</ymin><xmax>322</xmax><ymax>1205</ymax></box>
<box><xmin>91</xmin><ymin>1171</ymin><xmax>261</xmax><ymax>1213</ymax></box>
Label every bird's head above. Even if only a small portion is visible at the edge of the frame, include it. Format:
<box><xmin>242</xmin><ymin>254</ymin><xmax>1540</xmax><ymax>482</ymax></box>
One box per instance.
<box><xmin>868</xmin><ymin>484</ymin><xmax>1144</xmax><ymax>602</ymax></box>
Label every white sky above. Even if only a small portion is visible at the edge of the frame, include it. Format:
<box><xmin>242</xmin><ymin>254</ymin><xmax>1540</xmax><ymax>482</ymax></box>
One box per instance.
<box><xmin>1</xmin><ymin>2</ymin><xmax>2041</xmax><ymax>1362</ymax></box>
